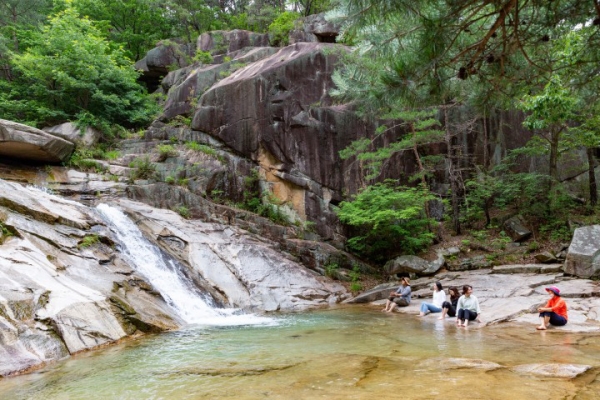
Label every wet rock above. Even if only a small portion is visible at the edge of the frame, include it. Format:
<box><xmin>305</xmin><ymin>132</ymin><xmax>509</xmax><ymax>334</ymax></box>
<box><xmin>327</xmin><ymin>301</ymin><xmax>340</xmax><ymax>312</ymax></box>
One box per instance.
<box><xmin>503</xmin><ymin>215</ymin><xmax>532</xmax><ymax>242</ymax></box>
<box><xmin>511</xmin><ymin>363</ymin><xmax>591</xmax><ymax>378</ymax></box>
<box><xmin>0</xmin><ymin>119</ymin><xmax>74</xmax><ymax>163</ymax></box>
<box><xmin>564</xmin><ymin>225</ymin><xmax>600</xmax><ymax>278</ymax></box>
<box><xmin>116</xmin><ymin>198</ymin><xmax>349</xmax><ymax>311</ymax></box>
<box><xmin>418</xmin><ymin>357</ymin><xmax>502</xmax><ymax>371</ymax></box>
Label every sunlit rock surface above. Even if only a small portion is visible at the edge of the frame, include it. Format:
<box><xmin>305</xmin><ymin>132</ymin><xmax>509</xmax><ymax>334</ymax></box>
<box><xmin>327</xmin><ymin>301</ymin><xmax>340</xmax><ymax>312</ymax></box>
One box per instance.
<box><xmin>115</xmin><ymin>198</ymin><xmax>349</xmax><ymax>312</ymax></box>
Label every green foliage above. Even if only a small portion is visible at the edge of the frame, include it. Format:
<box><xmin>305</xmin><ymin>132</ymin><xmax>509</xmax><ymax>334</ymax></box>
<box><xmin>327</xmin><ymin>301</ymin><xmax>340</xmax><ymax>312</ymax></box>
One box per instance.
<box><xmin>157</xmin><ymin>144</ymin><xmax>178</xmax><ymax>160</ymax></box>
<box><xmin>129</xmin><ymin>157</ymin><xmax>156</xmax><ymax>180</ymax></box>
<box><xmin>324</xmin><ymin>262</ymin><xmax>339</xmax><ymax>278</ymax></box>
<box><xmin>0</xmin><ymin>6</ymin><xmax>156</xmax><ymax>129</ymax></box>
<box><xmin>165</xmin><ymin>175</ymin><xmax>175</xmax><ymax>185</ymax></box>
<box><xmin>349</xmin><ymin>265</ymin><xmax>362</xmax><ymax>293</ymax></box>
<box><xmin>175</xmin><ymin>205</ymin><xmax>190</xmax><ymax>219</ymax></box>
<box><xmin>0</xmin><ymin>222</ymin><xmax>14</xmax><ymax>244</ymax></box>
<box><xmin>337</xmin><ymin>181</ymin><xmax>435</xmax><ymax>262</ymax></box>
<box><xmin>268</xmin><ymin>12</ymin><xmax>299</xmax><ymax>46</ymax></box>
<box><xmin>67</xmin><ymin>148</ymin><xmax>107</xmax><ymax>172</ymax></box>
<box><xmin>192</xmin><ymin>50</ymin><xmax>213</xmax><ymax>65</ymax></box>
<box><xmin>78</xmin><ymin>234</ymin><xmax>99</xmax><ymax>248</ymax></box>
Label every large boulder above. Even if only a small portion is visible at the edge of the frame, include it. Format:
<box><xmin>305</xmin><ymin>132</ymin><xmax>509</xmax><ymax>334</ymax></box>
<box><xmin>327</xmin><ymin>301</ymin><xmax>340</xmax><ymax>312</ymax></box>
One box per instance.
<box><xmin>43</xmin><ymin>122</ymin><xmax>101</xmax><ymax>147</ymax></box>
<box><xmin>191</xmin><ymin>42</ymin><xmax>375</xmax><ymax>238</ymax></box>
<box><xmin>384</xmin><ymin>252</ymin><xmax>445</xmax><ymax>276</ymax></box>
<box><xmin>564</xmin><ymin>225</ymin><xmax>600</xmax><ymax>278</ymax></box>
<box><xmin>289</xmin><ymin>13</ymin><xmax>341</xmax><ymax>44</ymax></box>
<box><xmin>161</xmin><ymin>47</ymin><xmax>278</xmax><ymax>120</ymax></box>
<box><xmin>197</xmin><ymin>30</ymin><xmax>269</xmax><ymax>56</ymax></box>
<box><xmin>0</xmin><ymin>119</ymin><xmax>74</xmax><ymax>163</ymax></box>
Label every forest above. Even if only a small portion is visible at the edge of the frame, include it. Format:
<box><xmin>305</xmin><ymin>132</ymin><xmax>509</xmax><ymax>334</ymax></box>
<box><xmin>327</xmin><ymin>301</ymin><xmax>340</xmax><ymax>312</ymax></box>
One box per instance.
<box><xmin>1</xmin><ymin>0</ymin><xmax>600</xmax><ymax>267</ymax></box>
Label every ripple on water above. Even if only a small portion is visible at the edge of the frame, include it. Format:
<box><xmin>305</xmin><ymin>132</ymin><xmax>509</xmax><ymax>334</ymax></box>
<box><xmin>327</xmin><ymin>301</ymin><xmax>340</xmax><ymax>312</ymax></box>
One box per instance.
<box><xmin>1</xmin><ymin>308</ymin><xmax>599</xmax><ymax>399</ymax></box>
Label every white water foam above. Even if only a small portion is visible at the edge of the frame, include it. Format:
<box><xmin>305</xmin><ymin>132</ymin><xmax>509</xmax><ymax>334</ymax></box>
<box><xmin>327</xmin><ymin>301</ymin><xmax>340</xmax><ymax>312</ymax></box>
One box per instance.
<box><xmin>96</xmin><ymin>203</ymin><xmax>275</xmax><ymax>327</ymax></box>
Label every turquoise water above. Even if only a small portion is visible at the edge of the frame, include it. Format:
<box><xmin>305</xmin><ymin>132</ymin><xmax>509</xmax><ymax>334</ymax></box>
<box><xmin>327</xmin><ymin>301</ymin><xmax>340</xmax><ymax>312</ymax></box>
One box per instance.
<box><xmin>1</xmin><ymin>306</ymin><xmax>599</xmax><ymax>399</ymax></box>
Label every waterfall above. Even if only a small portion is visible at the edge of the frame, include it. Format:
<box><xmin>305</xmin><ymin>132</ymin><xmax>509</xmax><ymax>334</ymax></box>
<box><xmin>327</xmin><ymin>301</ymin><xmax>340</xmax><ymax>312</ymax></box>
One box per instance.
<box><xmin>97</xmin><ymin>204</ymin><xmax>274</xmax><ymax>327</ymax></box>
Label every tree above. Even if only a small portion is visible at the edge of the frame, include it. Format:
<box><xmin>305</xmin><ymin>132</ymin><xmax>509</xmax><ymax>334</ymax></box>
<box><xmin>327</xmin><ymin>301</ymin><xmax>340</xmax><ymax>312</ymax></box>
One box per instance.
<box><xmin>70</xmin><ymin>0</ymin><xmax>175</xmax><ymax>61</ymax></box>
<box><xmin>337</xmin><ymin>181</ymin><xmax>435</xmax><ymax>263</ymax></box>
<box><xmin>1</xmin><ymin>6</ymin><xmax>156</xmax><ymax>129</ymax></box>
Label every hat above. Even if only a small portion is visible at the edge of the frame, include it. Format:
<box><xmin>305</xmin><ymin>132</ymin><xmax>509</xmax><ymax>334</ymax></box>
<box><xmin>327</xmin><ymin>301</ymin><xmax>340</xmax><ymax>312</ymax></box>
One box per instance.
<box><xmin>545</xmin><ymin>286</ymin><xmax>560</xmax><ymax>296</ymax></box>
<box><xmin>402</xmin><ymin>277</ymin><xmax>410</xmax><ymax>285</ymax></box>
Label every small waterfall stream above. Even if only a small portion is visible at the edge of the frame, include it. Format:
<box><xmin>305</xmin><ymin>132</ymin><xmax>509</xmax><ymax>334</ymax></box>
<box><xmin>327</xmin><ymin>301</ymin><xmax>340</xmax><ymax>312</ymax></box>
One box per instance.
<box><xmin>97</xmin><ymin>204</ymin><xmax>274</xmax><ymax>326</ymax></box>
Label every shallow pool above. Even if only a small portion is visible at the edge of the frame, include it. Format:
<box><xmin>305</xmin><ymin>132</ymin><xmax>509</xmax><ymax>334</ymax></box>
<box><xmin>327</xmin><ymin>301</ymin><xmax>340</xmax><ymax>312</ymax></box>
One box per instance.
<box><xmin>1</xmin><ymin>306</ymin><xmax>599</xmax><ymax>399</ymax></box>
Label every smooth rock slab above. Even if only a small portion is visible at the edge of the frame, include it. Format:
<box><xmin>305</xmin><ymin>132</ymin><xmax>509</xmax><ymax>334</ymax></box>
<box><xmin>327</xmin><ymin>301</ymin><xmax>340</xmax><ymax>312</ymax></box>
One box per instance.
<box><xmin>0</xmin><ymin>119</ymin><xmax>74</xmax><ymax>163</ymax></box>
<box><xmin>511</xmin><ymin>363</ymin><xmax>591</xmax><ymax>378</ymax></box>
<box><xmin>492</xmin><ymin>264</ymin><xmax>541</xmax><ymax>274</ymax></box>
<box><xmin>564</xmin><ymin>225</ymin><xmax>600</xmax><ymax>278</ymax></box>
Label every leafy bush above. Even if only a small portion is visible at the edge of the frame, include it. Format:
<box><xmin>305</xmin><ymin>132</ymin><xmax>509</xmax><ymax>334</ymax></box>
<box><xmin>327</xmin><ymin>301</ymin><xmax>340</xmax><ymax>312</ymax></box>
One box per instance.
<box><xmin>175</xmin><ymin>206</ymin><xmax>190</xmax><ymax>219</ymax></box>
<box><xmin>268</xmin><ymin>12</ymin><xmax>299</xmax><ymax>46</ymax></box>
<box><xmin>157</xmin><ymin>144</ymin><xmax>178</xmax><ymax>160</ymax></box>
<box><xmin>336</xmin><ymin>182</ymin><xmax>435</xmax><ymax>263</ymax></box>
<box><xmin>192</xmin><ymin>50</ymin><xmax>213</xmax><ymax>65</ymax></box>
<box><xmin>324</xmin><ymin>263</ymin><xmax>339</xmax><ymax>278</ymax></box>
<box><xmin>0</xmin><ymin>7</ymin><xmax>157</xmax><ymax>130</ymax></box>
<box><xmin>129</xmin><ymin>157</ymin><xmax>156</xmax><ymax>180</ymax></box>
<box><xmin>79</xmin><ymin>234</ymin><xmax>99</xmax><ymax>248</ymax></box>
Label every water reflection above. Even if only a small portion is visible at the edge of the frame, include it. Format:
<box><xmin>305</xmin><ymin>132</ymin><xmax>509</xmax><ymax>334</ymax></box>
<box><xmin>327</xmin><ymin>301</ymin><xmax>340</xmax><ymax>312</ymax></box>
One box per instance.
<box><xmin>1</xmin><ymin>307</ymin><xmax>599</xmax><ymax>400</ymax></box>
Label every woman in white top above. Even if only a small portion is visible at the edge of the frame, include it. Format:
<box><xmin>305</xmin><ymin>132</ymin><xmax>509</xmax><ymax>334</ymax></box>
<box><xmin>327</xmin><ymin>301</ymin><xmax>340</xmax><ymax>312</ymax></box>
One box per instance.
<box><xmin>419</xmin><ymin>281</ymin><xmax>446</xmax><ymax>316</ymax></box>
<box><xmin>456</xmin><ymin>285</ymin><xmax>481</xmax><ymax>327</ymax></box>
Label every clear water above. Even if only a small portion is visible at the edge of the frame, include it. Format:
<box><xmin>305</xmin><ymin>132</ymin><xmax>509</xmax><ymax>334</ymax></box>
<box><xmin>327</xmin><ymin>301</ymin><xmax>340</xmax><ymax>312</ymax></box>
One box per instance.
<box><xmin>96</xmin><ymin>204</ymin><xmax>273</xmax><ymax>327</ymax></box>
<box><xmin>2</xmin><ymin>307</ymin><xmax>599</xmax><ymax>399</ymax></box>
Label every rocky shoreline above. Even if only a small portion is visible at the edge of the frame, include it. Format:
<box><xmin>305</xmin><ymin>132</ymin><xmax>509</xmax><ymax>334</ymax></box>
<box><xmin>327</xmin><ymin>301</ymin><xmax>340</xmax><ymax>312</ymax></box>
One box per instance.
<box><xmin>355</xmin><ymin>269</ymin><xmax>600</xmax><ymax>333</ymax></box>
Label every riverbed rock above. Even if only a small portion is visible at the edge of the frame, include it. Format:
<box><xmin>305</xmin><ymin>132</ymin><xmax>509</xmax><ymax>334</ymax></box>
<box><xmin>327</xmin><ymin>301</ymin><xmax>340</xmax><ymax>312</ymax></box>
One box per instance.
<box><xmin>564</xmin><ymin>225</ymin><xmax>600</xmax><ymax>278</ymax></box>
<box><xmin>418</xmin><ymin>357</ymin><xmax>503</xmax><ymax>371</ymax></box>
<box><xmin>197</xmin><ymin>30</ymin><xmax>269</xmax><ymax>56</ymax></box>
<box><xmin>535</xmin><ymin>251</ymin><xmax>558</xmax><ymax>263</ymax></box>
<box><xmin>511</xmin><ymin>363</ymin><xmax>592</xmax><ymax>378</ymax></box>
<box><xmin>0</xmin><ymin>119</ymin><xmax>74</xmax><ymax>163</ymax></box>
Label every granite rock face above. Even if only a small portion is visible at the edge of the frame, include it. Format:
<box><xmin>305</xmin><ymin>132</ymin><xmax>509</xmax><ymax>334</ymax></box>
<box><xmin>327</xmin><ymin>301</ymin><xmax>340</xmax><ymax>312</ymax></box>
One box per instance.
<box><xmin>0</xmin><ymin>180</ymin><xmax>179</xmax><ymax>376</ymax></box>
<box><xmin>115</xmin><ymin>198</ymin><xmax>349</xmax><ymax>312</ymax></box>
<box><xmin>0</xmin><ymin>119</ymin><xmax>74</xmax><ymax>163</ymax></box>
<box><xmin>564</xmin><ymin>225</ymin><xmax>600</xmax><ymax>278</ymax></box>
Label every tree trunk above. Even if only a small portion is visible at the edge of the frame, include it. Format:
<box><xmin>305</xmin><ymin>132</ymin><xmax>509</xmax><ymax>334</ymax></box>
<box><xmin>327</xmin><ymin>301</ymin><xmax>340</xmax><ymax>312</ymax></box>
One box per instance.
<box><xmin>587</xmin><ymin>147</ymin><xmax>597</xmax><ymax>206</ymax></box>
<box><xmin>549</xmin><ymin>129</ymin><xmax>560</xmax><ymax>181</ymax></box>
<box><xmin>444</xmin><ymin>107</ymin><xmax>461</xmax><ymax>235</ymax></box>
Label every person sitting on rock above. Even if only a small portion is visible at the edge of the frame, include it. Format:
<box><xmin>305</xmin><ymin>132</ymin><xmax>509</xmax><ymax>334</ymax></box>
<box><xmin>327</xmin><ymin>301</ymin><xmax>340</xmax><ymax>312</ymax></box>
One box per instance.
<box><xmin>382</xmin><ymin>277</ymin><xmax>411</xmax><ymax>313</ymax></box>
<box><xmin>456</xmin><ymin>285</ymin><xmax>481</xmax><ymax>327</ymax></box>
<box><xmin>419</xmin><ymin>281</ymin><xmax>446</xmax><ymax>316</ymax></box>
<box><xmin>438</xmin><ymin>286</ymin><xmax>460</xmax><ymax>320</ymax></box>
<box><xmin>537</xmin><ymin>286</ymin><xmax>568</xmax><ymax>330</ymax></box>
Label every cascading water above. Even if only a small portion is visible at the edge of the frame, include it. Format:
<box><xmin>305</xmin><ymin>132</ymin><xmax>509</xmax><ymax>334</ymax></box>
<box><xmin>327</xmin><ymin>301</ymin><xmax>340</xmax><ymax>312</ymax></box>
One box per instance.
<box><xmin>97</xmin><ymin>203</ymin><xmax>274</xmax><ymax>326</ymax></box>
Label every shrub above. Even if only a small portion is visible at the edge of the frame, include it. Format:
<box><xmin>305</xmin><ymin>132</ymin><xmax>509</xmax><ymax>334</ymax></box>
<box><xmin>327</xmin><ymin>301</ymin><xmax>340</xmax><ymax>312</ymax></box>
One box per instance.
<box><xmin>336</xmin><ymin>181</ymin><xmax>435</xmax><ymax>263</ymax></box>
<box><xmin>129</xmin><ymin>157</ymin><xmax>156</xmax><ymax>180</ymax></box>
<box><xmin>324</xmin><ymin>263</ymin><xmax>339</xmax><ymax>278</ymax></box>
<box><xmin>157</xmin><ymin>144</ymin><xmax>178</xmax><ymax>160</ymax></box>
<box><xmin>268</xmin><ymin>12</ymin><xmax>299</xmax><ymax>46</ymax></box>
<box><xmin>193</xmin><ymin>50</ymin><xmax>213</xmax><ymax>64</ymax></box>
<box><xmin>79</xmin><ymin>234</ymin><xmax>99</xmax><ymax>248</ymax></box>
<box><xmin>175</xmin><ymin>206</ymin><xmax>190</xmax><ymax>219</ymax></box>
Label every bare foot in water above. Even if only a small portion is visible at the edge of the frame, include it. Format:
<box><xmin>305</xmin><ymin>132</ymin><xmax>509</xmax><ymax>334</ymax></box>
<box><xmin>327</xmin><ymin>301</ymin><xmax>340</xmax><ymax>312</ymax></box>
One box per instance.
<box><xmin>536</xmin><ymin>326</ymin><xmax>547</xmax><ymax>330</ymax></box>
<box><xmin>437</xmin><ymin>316</ymin><xmax>444</xmax><ymax>320</ymax></box>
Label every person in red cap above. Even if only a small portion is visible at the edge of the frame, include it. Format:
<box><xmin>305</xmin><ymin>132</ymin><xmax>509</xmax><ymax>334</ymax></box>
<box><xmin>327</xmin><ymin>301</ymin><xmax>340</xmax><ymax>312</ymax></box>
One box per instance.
<box><xmin>536</xmin><ymin>286</ymin><xmax>568</xmax><ymax>330</ymax></box>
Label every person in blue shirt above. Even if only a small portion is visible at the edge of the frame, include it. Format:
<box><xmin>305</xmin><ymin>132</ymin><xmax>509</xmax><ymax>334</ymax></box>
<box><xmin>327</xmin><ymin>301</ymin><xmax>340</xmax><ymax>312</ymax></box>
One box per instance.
<box><xmin>382</xmin><ymin>277</ymin><xmax>411</xmax><ymax>313</ymax></box>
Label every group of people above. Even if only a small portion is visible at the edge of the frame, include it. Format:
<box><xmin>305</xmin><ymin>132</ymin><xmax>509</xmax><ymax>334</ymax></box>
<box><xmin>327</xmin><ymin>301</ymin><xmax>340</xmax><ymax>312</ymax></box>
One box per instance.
<box><xmin>382</xmin><ymin>277</ymin><xmax>568</xmax><ymax>329</ymax></box>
